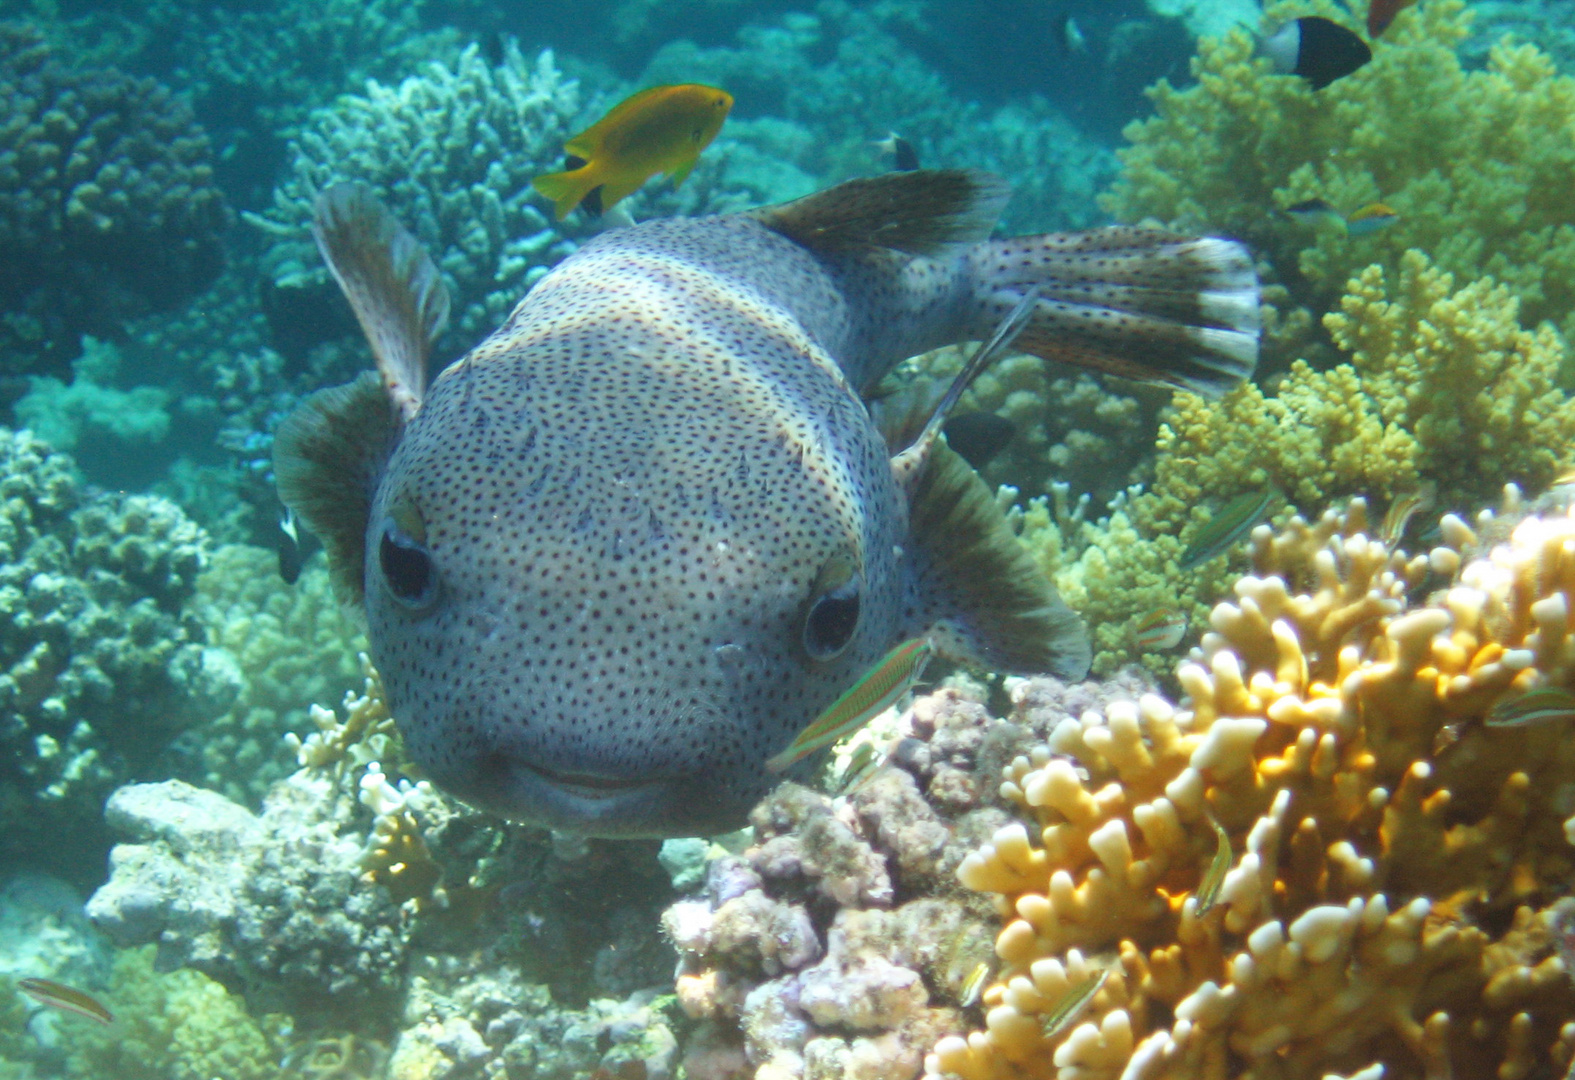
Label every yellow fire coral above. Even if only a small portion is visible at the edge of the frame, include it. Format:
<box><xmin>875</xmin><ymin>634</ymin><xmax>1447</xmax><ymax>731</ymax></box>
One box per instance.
<box><xmin>1025</xmin><ymin>249</ymin><xmax>1575</xmax><ymax>676</ymax></box>
<box><xmin>931</xmin><ymin>496</ymin><xmax>1575</xmax><ymax>1080</ymax></box>
<box><xmin>1103</xmin><ymin>0</ymin><xmax>1575</xmax><ymax>348</ymax></box>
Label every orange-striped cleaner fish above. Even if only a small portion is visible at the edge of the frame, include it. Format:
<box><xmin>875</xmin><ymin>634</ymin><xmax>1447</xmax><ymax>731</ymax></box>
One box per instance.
<box><xmin>1179</xmin><ymin>486</ymin><xmax>1277</xmax><ymax>571</ymax></box>
<box><xmin>766</xmin><ymin>637</ymin><xmax>934</xmax><ymax>773</ymax></box>
<box><xmin>16</xmin><ymin>977</ymin><xmax>113</xmax><ymax>1025</ymax></box>
<box><xmin>1485</xmin><ymin>686</ymin><xmax>1575</xmax><ymax>729</ymax></box>
<box><xmin>1368</xmin><ymin>0</ymin><xmax>1418</xmax><ymax>39</ymax></box>
<box><xmin>532</xmin><ymin>84</ymin><xmax>733</xmax><ymax>221</ymax></box>
<box><xmin>1131</xmin><ymin>608</ymin><xmax>1187</xmax><ymax>652</ymax></box>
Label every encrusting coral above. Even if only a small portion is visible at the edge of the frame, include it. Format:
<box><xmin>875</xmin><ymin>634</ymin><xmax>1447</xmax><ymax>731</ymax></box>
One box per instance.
<box><xmin>1103</xmin><ymin>0</ymin><xmax>1575</xmax><ymax>356</ymax></box>
<box><xmin>1021</xmin><ymin>249</ymin><xmax>1575</xmax><ymax>677</ymax></box>
<box><xmin>930</xmin><ymin>495</ymin><xmax>1575</xmax><ymax>1080</ymax></box>
<box><xmin>664</xmin><ymin>492</ymin><xmax>1575</xmax><ymax>1080</ymax></box>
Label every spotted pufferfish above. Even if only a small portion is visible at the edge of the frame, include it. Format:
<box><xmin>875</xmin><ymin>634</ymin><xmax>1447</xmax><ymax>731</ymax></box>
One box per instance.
<box><xmin>275</xmin><ymin>170</ymin><xmax>1259</xmax><ymax>837</ymax></box>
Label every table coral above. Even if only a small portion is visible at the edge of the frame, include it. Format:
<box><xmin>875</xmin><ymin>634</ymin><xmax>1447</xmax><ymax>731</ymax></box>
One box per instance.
<box><xmin>1102</xmin><ymin>0</ymin><xmax>1575</xmax><ymax>355</ymax></box>
<box><xmin>0</xmin><ymin>427</ymin><xmax>239</xmax><ymax>888</ymax></box>
<box><xmin>929</xmin><ymin>497</ymin><xmax>1575</xmax><ymax>1080</ymax></box>
<box><xmin>0</xmin><ymin>23</ymin><xmax>226</xmax><ymax>376</ymax></box>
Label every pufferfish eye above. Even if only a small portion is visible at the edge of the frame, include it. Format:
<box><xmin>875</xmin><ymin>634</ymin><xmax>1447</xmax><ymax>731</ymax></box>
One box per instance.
<box><xmin>378</xmin><ymin>503</ymin><xmax>437</xmax><ymax>610</ymax></box>
<box><xmin>802</xmin><ymin>548</ymin><xmax>862</xmax><ymax>661</ymax></box>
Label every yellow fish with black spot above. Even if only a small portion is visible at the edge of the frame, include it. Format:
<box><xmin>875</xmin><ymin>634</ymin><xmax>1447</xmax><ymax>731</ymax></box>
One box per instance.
<box><xmin>532</xmin><ymin>84</ymin><xmax>733</xmax><ymax>221</ymax></box>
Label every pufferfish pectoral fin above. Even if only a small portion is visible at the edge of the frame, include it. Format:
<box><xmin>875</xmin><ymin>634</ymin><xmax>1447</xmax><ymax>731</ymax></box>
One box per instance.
<box><xmin>752</xmin><ymin>168</ymin><xmax>1011</xmax><ymax>257</ymax></box>
<box><xmin>903</xmin><ymin>441</ymin><xmax>1091</xmax><ymax>681</ymax></box>
<box><xmin>273</xmin><ymin>371</ymin><xmax>395</xmax><ymax>603</ymax></box>
<box><xmin>311</xmin><ymin>182</ymin><xmax>450</xmax><ymax>423</ymax></box>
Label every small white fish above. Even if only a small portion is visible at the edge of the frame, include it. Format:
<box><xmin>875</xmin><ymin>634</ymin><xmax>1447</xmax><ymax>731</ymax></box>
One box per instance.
<box><xmin>1132</xmin><ymin>608</ymin><xmax>1187</xmax><ymax>651</ymax></box>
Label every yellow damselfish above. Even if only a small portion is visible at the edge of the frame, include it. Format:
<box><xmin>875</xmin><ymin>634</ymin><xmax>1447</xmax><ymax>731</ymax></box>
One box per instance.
<box><xmin>532</xmin><ymin>84</ymin><xmax>733</xmax><ymax>221</ymax></box>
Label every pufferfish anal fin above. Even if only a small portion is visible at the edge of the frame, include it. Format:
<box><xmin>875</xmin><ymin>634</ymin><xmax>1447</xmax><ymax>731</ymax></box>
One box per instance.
<box><xmin>752</xmin><ymin>169</ymin><xmax>1011</xmax><ymax>257</ymax></box>
<box><xmin>311</xmin><ymin>182</ymin><xmax>450</xmax><ymax>423</ymax></box>
<box><xmin>905</xmin><ymin>441</ymin><xmax>1091</xmax><ymax>680</ymax></box>
<box><xmin>273</xmin><ymin>372</ymin><xmax>396</xmax><ymax>603</ymax></box>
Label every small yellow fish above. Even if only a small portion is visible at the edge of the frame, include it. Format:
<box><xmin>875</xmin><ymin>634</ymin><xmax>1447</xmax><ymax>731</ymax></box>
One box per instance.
<box><xmin>1040</xmin><ymin>965</ymin><xmax>1111</xmax><ymax>1041</ymax></box>
<box><xmin>766</xmin><ymin>637</ymin><xmax>933</xmax><ymax>773</ymax></box>
<box><xmin>1345</xmin><ymin>202</ymin><xmax>1398</xmax><ymax>236</ymax></box>
<box><xmin>959</xmin><ymin>961</ymin><xmax>993</xmax><ymax>1007</ymax></box>
<box><xmin>1132</xmin><ymin>608</ymin><xmax>1187</xmax><ymax>651</ymax></box>
<box><xmin>532</xmin><ymin>84</ymin><xmax>733</xmax><ymax>221</ymax></box>
<box><xmin>17</xmin><ymin>977</ymin><xmax>113</xmax><ymax>1025</ymax></box>
<box><xmin>1485</xmin><ymin>686</ymin><xmax>1575</xmax><ymax>728</ymax></box>
<box><xmin>1194</xmin><ymin>816</ymin><xmax>1231</xmax><ymax>917</ymax></box>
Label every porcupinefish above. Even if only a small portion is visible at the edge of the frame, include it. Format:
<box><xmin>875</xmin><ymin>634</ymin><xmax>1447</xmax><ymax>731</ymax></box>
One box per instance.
<box><xmin>275</xmin><ymin>169</ymin><xmax>1259</xmax><ymax>837</ymax></box>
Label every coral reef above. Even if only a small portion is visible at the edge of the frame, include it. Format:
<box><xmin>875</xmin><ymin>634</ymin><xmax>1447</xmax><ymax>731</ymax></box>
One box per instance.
<box><xmin>1103</xmin><ymin>0</ymin><xmax>1575</xmax><ymax>359</ymax></box>
<box><xmin>934</xmin><ymin>496</ymin><xmax>1575</xmax><ymax>1080</ymax></box>
<box><xmin>387</xmin><ymin>956</ymin><xmax>682</xmax><ymax>1080</ymax></box>
<box><xmin>247</xmin><ymin>42</ymin><xmax>596</xmax><ymax>356</ymax></box>
<box><xmin>1017</xmin><ymin>250</ymin><xmax>1575</xmax><ymax>677</ymax></box>
<box><xmin>0</xmin><ymin>23</ymin><xmax>226</xmax><ymax>377</ymax></box>
<box><xmin>667</xmin><ymin>495</ymin><xmax>1575</xmax><ymax>1080</ymax></box>
<box><xmin>0</xmin><ymin>427</ymin><xmax>237</xmax><ymax>888</ymax></box>
<box><xmin>662</xmin><ymin>673</ymin><xmax>1153</xmax><ymax>1080</ymax></box>
<box><xmin>188</xmin><ymin>544</ymin><xmax>365</xmax><ymax>805</ymax></box>
<box><xmin>85</xmin><ymin>774</ymin><xmax>415</xmax><ymax>1021</ymax></box>
<box><xmin>64</xmin><ymin>945</ymin><xmax>283</xmax><ymax>1080</ymax></box>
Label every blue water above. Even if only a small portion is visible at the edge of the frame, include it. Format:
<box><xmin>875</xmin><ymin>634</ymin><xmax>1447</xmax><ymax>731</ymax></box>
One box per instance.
<box><xmin>0</xmin><ymin>0</ymin><xmax>1570</xmax><ymax>1076</ymax></box>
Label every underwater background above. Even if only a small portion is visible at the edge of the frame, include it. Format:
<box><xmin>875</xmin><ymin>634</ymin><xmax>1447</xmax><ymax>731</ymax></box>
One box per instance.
<box><xmin>2</xmin><ymin>0</ymin><xmax>1575</xmax><ymax>1076</ymax></box>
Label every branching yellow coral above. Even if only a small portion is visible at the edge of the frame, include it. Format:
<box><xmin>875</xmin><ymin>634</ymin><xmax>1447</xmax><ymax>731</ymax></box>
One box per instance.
<box><xmin>1104</xmin><ymin>0</ymin><xmax>1575</xmax><ymax>347</ymax></box>
<box><xmin>285</xmin><ymin>652</ymin><xmax>408</xmax><ymax>779</ymax></box>
<box><xmin>1023</xmin><ymin>251</ymin><xmax>1575</xmax><ymax>676</ymax></box>
<box><xmin>931</xmin><ymin>498</ymin><xmax>1575</xmax><ymax>1080</ymax></box>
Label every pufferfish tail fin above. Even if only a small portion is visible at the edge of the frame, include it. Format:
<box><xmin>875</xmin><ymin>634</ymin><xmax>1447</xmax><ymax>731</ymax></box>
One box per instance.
<box><xmin>965</xmin><ymin>226</ymin><xmax>1260</xmax><ymax>397</ymax></box>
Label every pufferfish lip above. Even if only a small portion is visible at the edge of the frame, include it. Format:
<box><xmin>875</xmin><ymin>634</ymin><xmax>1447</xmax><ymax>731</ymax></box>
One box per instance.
<box><xmin>520</xmin><ymin>761</ymin><xmax>651</xmax><ymax>797</ymax></box>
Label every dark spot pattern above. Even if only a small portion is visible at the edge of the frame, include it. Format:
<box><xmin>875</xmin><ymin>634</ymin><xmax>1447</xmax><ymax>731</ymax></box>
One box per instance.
<box><xmin>364</xmin><ymin>217</ymin><xmax>919</xmax><ymax>837</ymax></box>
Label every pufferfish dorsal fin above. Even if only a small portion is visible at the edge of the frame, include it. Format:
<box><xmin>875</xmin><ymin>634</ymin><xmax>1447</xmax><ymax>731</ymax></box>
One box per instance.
<box><xmin>906</xmin><ymin>442</ymin><xmax>1091</xmax><ymax>680</ymax></box>
<box><xmin>752</xmin><ymin>169</ymin><xmax>1011</xmax><ymax>257</ymax></box>
<box><xmin>273</xmin><ymin>371</ymin><xmax>395</xmax><ymax>603</ymax></box>
<box><xmin>312</xmin><ymin>182</ymin><xmax>450</xmax><ymax>423</ymax></box>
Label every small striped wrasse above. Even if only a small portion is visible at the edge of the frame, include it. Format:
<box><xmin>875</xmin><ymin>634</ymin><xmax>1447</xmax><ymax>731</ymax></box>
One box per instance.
<box><xmin>766</xmin><ymin>637</ymin><xmax>934</xmax><ymax>773</ymax></box>
<box><xmin>17</xmin><ymin>977</ymin><xmax>113</xmax><ymax>1025</ymax></box>
<box><xmin>1179</xmin><ymin>487</ymin><xmax>1276</xmax><ymax>571</ymax></box>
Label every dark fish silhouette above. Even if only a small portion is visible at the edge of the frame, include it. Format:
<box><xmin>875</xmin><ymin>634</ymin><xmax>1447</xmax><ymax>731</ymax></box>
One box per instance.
<box><xmin>1258</xmin><ymin>17</ymin><xmax>1372</xmax><ymax>91</ymax></box>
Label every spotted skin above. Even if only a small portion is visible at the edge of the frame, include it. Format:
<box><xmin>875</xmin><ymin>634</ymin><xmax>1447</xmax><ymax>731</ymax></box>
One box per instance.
<box><xmin>370</xmin><ymin>217</ymin><xmax>919</xmax><ymax>835</ymax></box>
<box><xmin>340</xmin><ymin>188</ymin><xmax>1258</xmax><ymax>838</ymax></box>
